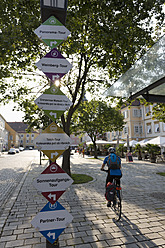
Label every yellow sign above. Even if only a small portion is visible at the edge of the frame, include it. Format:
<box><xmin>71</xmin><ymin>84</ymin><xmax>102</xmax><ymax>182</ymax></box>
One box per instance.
<box><xmin>34</xmin><ymin>122</ymin><xmax>72</xmax><ymax>160</ymax></box>
<box><xmin>42</xmin><ymin>150</ymin><xmax>64</xmax><ymax>162</ymax></box>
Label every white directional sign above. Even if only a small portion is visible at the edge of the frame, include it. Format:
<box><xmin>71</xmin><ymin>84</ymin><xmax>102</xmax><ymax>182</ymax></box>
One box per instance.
<box><xmin>31</xmin><ymin>201</ymin><xmax>73</xmax><ymax>244</ymax></box>
<box><xmin>34</xmin><ymin>85</ymin><xmax>73</xmax><ymax>121</ymax></box>
<box><xmin>34</xmin><ymin>122</ymin><xmax>72</xmax><ymax>161</ymax></box>
<box><xmin>35</xmin><ymin>48</ymin><xmax>72</xmax><ymax>82</ymax></box>
<box><xmin>34</xmin><ymin>16</ymin><xmax>71</xmax><ymax>49</ymax></box>
<box><xmin>33</xmin><ymin>162</ymin><xmax>73</xmax><ymax>204</ymax></box>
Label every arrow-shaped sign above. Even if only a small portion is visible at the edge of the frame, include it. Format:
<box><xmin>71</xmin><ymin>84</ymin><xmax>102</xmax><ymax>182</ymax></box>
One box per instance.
<box><xmin>34</xmin><ymin>16</ymin><xmax>71</xmax><ymax>49</ymax></box>
<box><xmin>35</xmin><ymin>48</ymin><xmax>72</xmax><ymax>82</ymax></box>
<box><xmin>31</xmin><ymin>201</ymin><xmax>73</xmax><ymax>244</ymax></box>
<box><xmin>33</xmin><ymin>162</ymin><xmax>74</xmax><ymax>204</ymax></box>
<box><xmin>34</xmin><ymin>85</ymin><xmax>73</xmax><ymax>121</ymax></box>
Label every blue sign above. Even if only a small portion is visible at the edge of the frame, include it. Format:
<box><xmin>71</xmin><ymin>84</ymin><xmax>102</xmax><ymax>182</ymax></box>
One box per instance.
<box><xmin>31</xmin><ymin>201</ymin><xmax>73</xmax><ymax>244</ymax></box>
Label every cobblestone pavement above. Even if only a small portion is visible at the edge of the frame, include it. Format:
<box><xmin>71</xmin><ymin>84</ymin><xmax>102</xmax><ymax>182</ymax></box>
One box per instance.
<box><xmin>0</xmin><ymin>150</ymin><xmax>40</xmax><ymax>213</ymax></box>
<box><xmin>0</xmin><ymin>153</ymin><xmax>165</xmax><ymax>248</ymax></box>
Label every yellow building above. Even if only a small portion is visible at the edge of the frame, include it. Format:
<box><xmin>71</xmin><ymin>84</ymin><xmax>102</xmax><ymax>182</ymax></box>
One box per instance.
<box><xmin>5</xmin><ymin>122</ymin><xmax>20</xmax><ymax>149</ymax></box>
<box><xmin>7</xmin><ymin>122</ymin><xmax>39</xmax><ymax>149</ymax></box>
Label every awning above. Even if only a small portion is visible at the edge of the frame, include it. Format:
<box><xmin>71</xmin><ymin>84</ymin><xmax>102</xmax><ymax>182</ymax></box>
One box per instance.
<box><xmin>105</xmin><ymin>35</ymin><xmax>165</xmax><ymax>103</ymax></box>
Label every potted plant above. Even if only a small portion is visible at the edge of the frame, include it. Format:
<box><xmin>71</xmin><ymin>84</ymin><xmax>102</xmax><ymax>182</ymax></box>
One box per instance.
<box><xmin>134</xmin><ymin>144</ymin><xmax>143</xmax><ymax>160</ymax></box>
<box><xmin>144</xmin><ymin>144</ymin><xmax>160</xmax><ymax>163</ymax></box>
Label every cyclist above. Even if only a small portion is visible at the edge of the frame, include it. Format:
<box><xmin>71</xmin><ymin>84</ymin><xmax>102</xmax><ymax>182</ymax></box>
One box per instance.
<box><xmin>101</xmin><ymin>147</ymin><xmax>122</xmax><ymax>207</ymax></box>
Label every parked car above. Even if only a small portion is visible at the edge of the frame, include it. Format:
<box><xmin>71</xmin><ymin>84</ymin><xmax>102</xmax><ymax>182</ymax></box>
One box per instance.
<box><xmin>15</xmin><ymin>148</ymin><xmax>20</xmax><ymax>153</ymax></box>
<box><xmin>8</xmin><ymin>148</ymin><xmax>16</xmax><ymax>154</ymax></box>
<box><xmin>19</xmin><ymin>147</ymin><xmax>24</xmax><ymax>151</ymax></box>
<box><xmin>29</xmin><ymin>147</ymin><xmax>33</xmax><ymax>150</ymax></box>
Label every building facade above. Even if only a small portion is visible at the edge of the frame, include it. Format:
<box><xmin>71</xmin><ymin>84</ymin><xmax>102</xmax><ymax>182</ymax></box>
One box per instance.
<box><xmin>7</xmin><ymin>122</ymin><xmax>39</xmax><ymax>149</ymax></box>
<box><xmin>108</xmin><ymin>100</ymin><xmax>165</xmax><ymax>142</ymax></box>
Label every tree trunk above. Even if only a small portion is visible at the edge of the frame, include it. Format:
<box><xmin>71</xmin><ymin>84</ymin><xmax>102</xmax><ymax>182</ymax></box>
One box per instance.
<box><xmin>93</xmin><ymin>143</ymin><xmax>97</xmax><ymax>158</ymax></box>
<box><xmin>62</xmin><ymin>148</ymin><xmax>71</xmax><ymax>176</ymax></box>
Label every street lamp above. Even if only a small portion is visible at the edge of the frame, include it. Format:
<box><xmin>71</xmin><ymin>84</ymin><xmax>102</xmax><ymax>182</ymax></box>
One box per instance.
<box><xmin>40</xmin><ymin>0</ymin><xmax>68</xmax><ymax>24</ymax></box>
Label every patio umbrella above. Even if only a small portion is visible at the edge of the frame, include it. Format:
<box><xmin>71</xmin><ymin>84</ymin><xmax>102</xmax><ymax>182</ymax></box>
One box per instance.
<box><xmin>108</xmin><ymin>140</ymin><xmax>126</xmax><ymax>145</ymax></box>
<box><xmin>86</xmin><ymin>140</ymin><xmax>112</xmax><ymax>145</ymax></box>
<box><xmin>124</xmin><ymin>140</ymin><xmax>138</xmax><ymax>147</ymax></box>
<box><xmin>144</xmin><ymin>136</ymin><xmax>165</xmax><ymax>146</ymax></box>
<box><xmin>137</xmin><ymin>139</ymin><xmax>149</xmax><ymax>146</ymax></box>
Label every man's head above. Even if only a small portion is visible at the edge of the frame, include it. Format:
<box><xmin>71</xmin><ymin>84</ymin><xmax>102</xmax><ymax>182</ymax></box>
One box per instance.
<box><xmin>108</xmin><ymin>147</ymin><xmax>116</xmax><ymax>154</ymax></box>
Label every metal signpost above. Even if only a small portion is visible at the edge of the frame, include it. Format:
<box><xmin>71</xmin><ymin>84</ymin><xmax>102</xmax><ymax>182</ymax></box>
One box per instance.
<box><xmin>32</xmin><ymin>1</ymin><xmax>73</xmax><ymax>247</ymax></box>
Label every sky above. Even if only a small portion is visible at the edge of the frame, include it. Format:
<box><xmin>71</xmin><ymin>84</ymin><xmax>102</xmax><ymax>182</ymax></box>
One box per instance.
<box><xmin>0</xmin><ymin>102</ymin><xmax>24</xmax><ymax>122</ymax></box>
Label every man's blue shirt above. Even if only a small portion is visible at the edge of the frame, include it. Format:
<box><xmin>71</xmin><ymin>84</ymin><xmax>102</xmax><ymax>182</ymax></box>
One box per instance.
<box><xmin>103</xmin><ymin>153</ymin><xmax>122</xmax><ymax>176</ymax></box>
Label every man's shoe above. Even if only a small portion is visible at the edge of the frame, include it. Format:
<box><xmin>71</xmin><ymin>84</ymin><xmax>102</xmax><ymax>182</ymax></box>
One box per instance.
<box><xmin>107</xmin><ymin>201</ymin><xmax>111</xmax><ymax>207</ymax></box>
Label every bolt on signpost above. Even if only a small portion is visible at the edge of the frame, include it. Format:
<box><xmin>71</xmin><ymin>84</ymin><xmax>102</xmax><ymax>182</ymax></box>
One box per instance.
<box><xmin>31</xmin><ymin>1</ymin><xmax>72</xmax><ymax>247</ymax></box>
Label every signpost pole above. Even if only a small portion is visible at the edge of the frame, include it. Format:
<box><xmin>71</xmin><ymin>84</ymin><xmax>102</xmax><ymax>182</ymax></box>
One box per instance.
<box><xmin>46</xmin><ymin>238</ymin><xmax>59</xmax><ymax>248</ymax></box>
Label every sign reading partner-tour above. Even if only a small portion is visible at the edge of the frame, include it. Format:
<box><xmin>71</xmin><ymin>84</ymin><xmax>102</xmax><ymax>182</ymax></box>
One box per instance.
<box><xmin>31</xmin><ymin>201</ymin><xmax>73</xmax><ymax>244</ymax></box>
<box><xmin>34</xmin><ymin>16</ymin><xmax>71</xmax><ymax>49</ymax></box>
<box><xmin>34</xmin><ymin>122</ymin><xmax>72</xmax><ymax>161</ymax></box>
<box><xmin>35</xmin><ymin>48</ymin><xmax>72</xmax><ymax>82</ymax></box>
<box><xmin>33</xmin><ymin>162</ymin><xmax>73</xmax><ymax>204</ymax></box>
<box><xmin>34</xmin><ymin>85</ymin><xmax>73</xmax><ymax>121</ymax></box>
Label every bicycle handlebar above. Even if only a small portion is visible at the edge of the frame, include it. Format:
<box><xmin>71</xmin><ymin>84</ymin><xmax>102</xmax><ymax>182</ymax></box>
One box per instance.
<box><xmin>101</xmin><ymin>168</ymin><xmax>108</xmax><ymax>172</ymax></box>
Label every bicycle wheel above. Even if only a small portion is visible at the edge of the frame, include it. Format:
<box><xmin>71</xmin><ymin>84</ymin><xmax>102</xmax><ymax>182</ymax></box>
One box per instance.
<box><xmin>113</xmin><ymin>190</ymin><xmax>122</xmax><ymax>221</ymax></box>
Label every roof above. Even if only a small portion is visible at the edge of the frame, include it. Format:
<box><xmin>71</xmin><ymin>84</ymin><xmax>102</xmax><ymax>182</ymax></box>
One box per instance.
<box><xmin>121</xmin><ymin>99</ymin><xmax>140</xmax><ymax>109</ymax></box>
<box><xmin>7</xmin><ymin>122</ymin><xmax>38</xmax><ymax>133</ymax></box>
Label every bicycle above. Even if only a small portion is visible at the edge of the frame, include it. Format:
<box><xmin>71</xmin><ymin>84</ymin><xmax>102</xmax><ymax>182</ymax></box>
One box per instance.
<box><xmin>102</xmin><ymin>169</ymin><xmax>122</xmax><ymax>221</ymax></box>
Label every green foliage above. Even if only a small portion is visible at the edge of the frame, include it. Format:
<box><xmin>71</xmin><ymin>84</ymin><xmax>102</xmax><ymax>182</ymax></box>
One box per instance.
<box><xmin>152</xmin><ymin>104</ymin><xmax>165</xmax><ymax>122</ymax></box>
<box><xmin>144</xmin><ymin>144</ymin><xmax>160</xmax><ymax>157</ymax></box>
<box><xmin>71</xmin><ymin>99</ymin><xmax>125</xmax><ymax>143</ymax></box>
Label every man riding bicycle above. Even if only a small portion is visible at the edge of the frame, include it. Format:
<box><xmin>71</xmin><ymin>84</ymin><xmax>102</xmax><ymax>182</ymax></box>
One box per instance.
<box><xmin>101</xmin><ymin>147</ymin><xmax>122</xmax><ymax>207</ymax></box>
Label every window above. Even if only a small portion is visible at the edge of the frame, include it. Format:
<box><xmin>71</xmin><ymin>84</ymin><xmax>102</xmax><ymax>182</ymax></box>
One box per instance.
<box><xmin>21</xmin><ymin>140</ymin><xmax>23</xmax><ymax>144</ymax></box>
<box><xmin>139</xmin><ymin>126</ymin><xmax>143</xmax><ymax>134</ymax></box>
<box><xmin>26</xmin><ymin>140</ymin><xmax>29</xmax><ymax>143</ymax></box>
<box><xmin>10</xmin><ymin>135</ymin><xmax>13</xmax><ymax>140</ymax></box>
<box><xmin>31</xmin><ymin>134</ymin><xmax>34</xmax><ymax>138</ymax></box>
<box><xmin>146</xmin><ymin>106</ymin><xmax>150</xmax><ymax>114</ymax></box>
<box><xmin>123</xmin><ymin>110</ymin><xmax>128</xmax><ymax>119</ymax></box>
<box><xmin>21</xmin><ymin>134</ymin><xmax>24</xmax><ymax>138</ymax></box>
<box><xmin>163</xmin><ymin>123</ymin><xmax>165</xmax><ymax>132</ymax></box>
<box><xmin>154</xmin><ymin>123</ymin><xmax>160</xmax><ymax>133</ymax></box>
<box><xmin>26</xmin><ymin>134</ymin><xmax>29</xmax><ymax>137</ymax></box>
<box><xmin>124</xmin><ymin>127</ymin><xmax>128</xmax><ymax>134</ymax></box>
<box><xmin>134</xmin><ymin>126</ymin><xmax>139</xmax><ymax>134</ymax></box>
<box><xmin>133</xmin><ymin>109</ymin><xmax>138</xmax><ymax>117</ymax></box>
<box><xmin>133</xmin><ymin>109</ymin><xmax>142</xmax><ymax>117</ymax></box>
<box><xmin>147</xmin><ymin>124</ymin><xmax>152</xmax><ymax>134</ymax></box>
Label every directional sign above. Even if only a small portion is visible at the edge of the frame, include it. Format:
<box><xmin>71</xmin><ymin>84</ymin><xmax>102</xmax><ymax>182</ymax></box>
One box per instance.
<box><xmin>42</xmin><ymin>150</ymin><xmax>65</xmax><ymax>162</ymax></box>
<box><xmin>34</xmin><ymin>85</ymin><xmax>73</xmax><ymax>121</ymax></box>
<box><xmin>33</xmin><ymin>162</ymin><xmax>73</xmax><ymax>204</ymax></box>
<box><xmin>34</xmin><ymin>122</ymin><xmax>72</xmax><ymax>160</ymax></box>
<box><xmin>35</xmin><ymin>48</ymin><xmax>72</xmax><ymax>82</ymax></box>
<box><xmin>31</xmin><ymin>201</ymin><xmax>73</xmax><ymax>244</ymax></box>
<box><xmin>34</xmin><ymin>16</ymin><xmax>71</xmax><ymax>49</ymax></box>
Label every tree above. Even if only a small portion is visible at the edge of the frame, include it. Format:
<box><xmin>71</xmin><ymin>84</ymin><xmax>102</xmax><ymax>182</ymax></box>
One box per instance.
<box><xmin>0</xmin><ymin>1</ymin><xmax>164</xmax><ymax>174</ymax></box>
<box><xmin>152</xmin><ymin>104</ymin><xmax>165</xmax><ymax>123</ymax></box>
<box><xmin>71</xmin><ymin>100</ymin><xmax>125</xmax><ymax>158</ymax></box>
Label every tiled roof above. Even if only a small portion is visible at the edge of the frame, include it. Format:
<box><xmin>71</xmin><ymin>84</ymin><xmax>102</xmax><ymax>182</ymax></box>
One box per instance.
<box><xmin>7</xmin><ymin>122</ymin><xmax>37</xmax><ymax>133</ymax></box>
